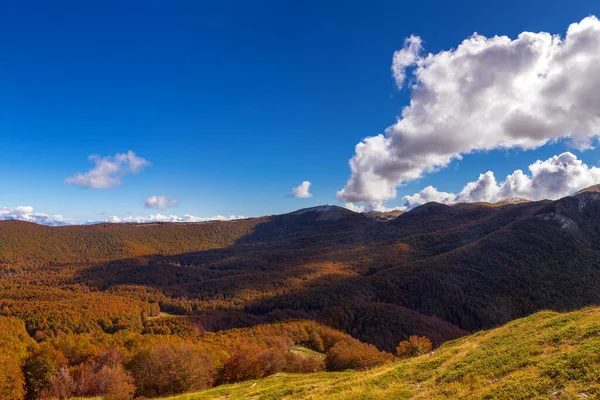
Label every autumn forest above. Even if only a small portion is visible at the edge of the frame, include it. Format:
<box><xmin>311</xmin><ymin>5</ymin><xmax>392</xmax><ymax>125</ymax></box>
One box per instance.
<box><xmin>3</xmin><ymin>189</ymin><xmax>600</xmax><ymax>399</ymax></box>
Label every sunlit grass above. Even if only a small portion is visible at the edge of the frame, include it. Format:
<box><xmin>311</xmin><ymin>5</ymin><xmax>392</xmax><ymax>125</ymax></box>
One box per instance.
<box><xmin>290</xmin><ymin>345</ymin><xmax>326</xmax><ymax>359</ymax></box>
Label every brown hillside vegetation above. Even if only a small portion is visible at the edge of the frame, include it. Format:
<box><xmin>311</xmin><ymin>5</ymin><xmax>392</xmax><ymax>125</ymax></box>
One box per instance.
<box><xmin>2</xmin><ymin>190</ymin><xmax>600</xmax><ymax>378</ymax></box>
<box><xmin>0</xmin><ymin>316</ymin><xmax>32</xmax><ymax>399</ymax></box>
<box><xmin>0</xmin><ymin>218</ymin><xmax>263</xmax><ymax>266</ymax></box>
<box><xmin>1</xmin><ymin>318</ymin><xmax>394</xmax><ymax>399</ymax></box>
<box><xmin>3</xmin><ymin>191</ymin><xmax>600</xmax><ymax>397</ymax></box>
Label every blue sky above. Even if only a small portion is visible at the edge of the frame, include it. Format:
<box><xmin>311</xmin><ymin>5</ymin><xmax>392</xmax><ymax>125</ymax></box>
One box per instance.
<box><xmin>2</xmin><ymin>0</ymin><xmax>600</xmax><ymax>223</ymax></box>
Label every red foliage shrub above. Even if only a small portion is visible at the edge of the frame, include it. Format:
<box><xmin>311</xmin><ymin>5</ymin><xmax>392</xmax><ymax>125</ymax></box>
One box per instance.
<box><xmin>308</xmin><ymin>330</ymin><xmax>325</xmax><ymax>353</ymax></box>
<box><xmin>44</xmin><ymin>367</ymin><xmax>73</xmax><ymax>399</ymax></box>
<box><xmin>71</xmin><ymin>351</ymin><xmax>135</xmax><ymax>400</ymax></box>
<box><xmin>284</xmin><ymin>353</ymin><xmax>325</xmax><ymax>373</ymax></box>
<box><xmin>128</xmin><ymin>343</ymin><xmax>214</xmax><ymax>398</ymax></box>
<box><xmin>220</xmin><ymin>348</ymin><xmax>264</xmax><ymax>383</ymax></box>
<box><xmin>258</xmin><ymin>349</ymin><xmax>287</xmax><ymax>376</ymax></box>
<box><xmin>325</xmin><ymin>340</ymin><xmax>394</xmax><ymax>371</ymax></box>
<box><xmin>396</xmin><ymin>335</ymin><xmax>433</xmax><ymax>358</ymax></box>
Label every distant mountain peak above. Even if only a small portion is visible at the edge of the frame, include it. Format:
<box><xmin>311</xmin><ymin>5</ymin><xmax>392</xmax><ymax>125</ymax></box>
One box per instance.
<box><xmin>572</xmin><ymin>184</ymin><xmax>600</xmax><ymax>196</ymax></box>
<box><xmin>293</xmin><ymin>205</ymin><xmax>341</xmax><ymax>214</ymax></box>
<box><xmin>364</xmin><ymin>210</ymin><xmax>405</xmax><ymax>221</ymax></box>
<box><xmin>495</xmin><ymin>196</ymin><xmax>531</xmax><ymax>205</ymax></box>
<box><xmin>291</xmin><ymin>205</ymin><xmax>357</xmax><ymax>221</ymax></box>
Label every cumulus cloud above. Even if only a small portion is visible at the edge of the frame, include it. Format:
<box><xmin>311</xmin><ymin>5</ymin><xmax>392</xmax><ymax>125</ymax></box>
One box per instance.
<box><xmin>0</xmin><ymin>206</ymin><xmax>246</xmax><ymax>225</ymax></box>
<box><xmin>402</xmin><ymin>186</ymin><xmax>457</xmax><ymax>208</ymax></box>
<box><xmin>391</xmin><ymin>35</ymin><xmax>423</xmax><ymax>86</ymax></box>
<box><xmin>339</xmin><ymin>16</ymin><xmax>600</xmax><ymax>208</ymax></box>
<box><xmin>144</xmin><ymin>195</ymin><xmax>178</xmax><ymax>210</ymax></box>
<box><xmin>343</xmin><ymin>202</ymin><xmax>405</xmax><ymax>213</ymax></box>
<box><xmin>292</xmin><ymin>181</ymin><xmax>312</xmax><ymax>198</ymax></box>
<box><xmin>0</xmin><ymin>206</ymin><xmax>69</xmax><ymax>226</ymax></box>
<box><xmin>403</xmin><ymin>152</ymin><xmax>600</xmax><ymax>209</ymax></box>
<box><xmin>66</xmin><ymin>151</ymin><xmax>150</xmax><ymax>189</ymax></box>
<box><xmin>101</xmin><ymin>214</ymin><xmax>246</xmax><ymax>224</ymax></box>
<box><xmin>343</xmin><ymin>202</ymin><xmax>365</xmax><ymax>213</ymax></box>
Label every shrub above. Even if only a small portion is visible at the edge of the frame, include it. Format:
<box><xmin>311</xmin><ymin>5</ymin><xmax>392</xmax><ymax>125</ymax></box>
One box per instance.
<box><xmin>308</xmin><ymin>329</ymin><xmax>325</xmax><ymax>353</ymax></box>
<box><xmin>85</xmin><ymin>364</ymin><xmax>134</xmax><ymax>400</ymax></box>
<box><xmin>396</xmin><ymin>335</ymin><xmax>433</xmax><ymax>359</ymax></box>
<box><xmin>326</xmin><ymin>340</ymin><xmax>394</xmax><ymax>371</ymax></box>
<box><xmin>71</xmin><ymin>351</ymin><xmax>135</xmax><ymax>400</ymax></box>
<box><xmin>284</xmin><ymin>353</ymin><xmax>325</xmax><ymax>373</ymax></box>
<box><xmin>258</xmin><ymin>349</ymin><xmax>287</xmax><ymax>376</ymax></box>
<box><xmin>220</xmin><ymin>348</ymin><xmax>264</xmax><ymax>383</ymax></box>
<box><xmin>128</xmin><ymin>343</ymin><xmax>214</xmax><ymax>397</ymax></box>
<box><xmin>44</xmin><ymin>367</ymin><xmax>73</xmax><ymax>399</ymax></box>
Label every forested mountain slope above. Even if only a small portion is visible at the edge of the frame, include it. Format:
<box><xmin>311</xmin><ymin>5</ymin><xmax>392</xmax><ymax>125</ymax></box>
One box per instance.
<box><xmin>2</xmin><ymin>190</ymin><xmax>600</xmax><ymax>353</ymax></box>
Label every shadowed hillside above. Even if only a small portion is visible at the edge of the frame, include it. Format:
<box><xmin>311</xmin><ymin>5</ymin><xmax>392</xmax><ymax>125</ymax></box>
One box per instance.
<box><xmin>3</xmin><ymin>190</ymin><xmax>600</xmax><ymax>353</ymax></box>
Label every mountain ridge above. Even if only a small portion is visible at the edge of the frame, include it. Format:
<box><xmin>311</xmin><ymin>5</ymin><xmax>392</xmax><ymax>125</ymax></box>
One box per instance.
<box><xmin>573</xmin><ymin>183</ymin><xmax>600</xmax><ymax>195</ymax></box>
<box><xmin>6</xmin><ymin>182</ymin><xmax>600</xmax><ymax>227</ymax></box>
<box><xmin>3</xmin><ymin>188</ymin><xmax>600</xmax><ymax>352</ymax></box>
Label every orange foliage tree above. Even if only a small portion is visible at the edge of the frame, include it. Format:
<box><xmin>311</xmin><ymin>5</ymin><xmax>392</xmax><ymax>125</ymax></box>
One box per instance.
<box><xmin>396</xmin><ymin>335</ymin><xmax>433</xmax><ymax>358</ymax></box>
<box><xmin>127</xmin><ymin>343</ymin><xmax>214</xmax><ymax>398</ymax></box>
<box><xmin>325</xmin><ymin>340</ymin><xmax>394</xmax><ymax>371</ymax></box>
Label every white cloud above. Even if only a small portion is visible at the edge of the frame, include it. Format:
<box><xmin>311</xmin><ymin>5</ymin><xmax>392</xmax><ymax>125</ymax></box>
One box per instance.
<box><xmin>339</xmin><ymin>16</ymin><xmax>600</xmax><ymax>209</ymax></box>
<box><xmin>402</xmin><ymin>186</ymin><xmax>457</xmax><ymax>208</ymax></box>
<box><xmin>374</xmin><ymin>204</ymin><xmax>406</xmax><ymax>212</ymax></box>
<box><xmin>343</xmin><ymin>202</ymin><xmax>365</xmax><ymax>213</ymax></box>
<box><xmin>144</xmin><ymin>195</ymin><xmax>178</xmax><ymax>210</ymax></box>
<box><xmin>102</xmin><ymin>214</ymin><xmax>246</xmax><ymax>223</ymax></box>
<box><xmin>391</xmin><ymin>35</ymin><xmax>423</xmax><ymax>86</ymax></box>
<box><xmin>456</xmin><ymin>171</ymin><xmax>500</xmax><ymax>203</ymax></box>
<box><xmin>343</xmin><ymin>202</ymin><xmax>406</xmax><ymax>213</ymax></box>
<box><xmin>66</xmin><ymin>151</ymin><xmax>150</xmax><ymax>189</ymax></box>
<box><xmin>0</xmin><ymin>206</ymin><xmax>69</xmax><ymax>226</ymax></box>
<box><xmin>402</xmin><ymin>152</ymin><xmax>600</xmax><ymax>208</ymax></box>
<box><xmin>292</xmin><ymin>181</ymin><xmax>312</xmax><ymax>198</ymax></box>
<box><xmin>0</xmin><ymin>206</ymin><xmax>246</xmax><ymax>226</ymax></box>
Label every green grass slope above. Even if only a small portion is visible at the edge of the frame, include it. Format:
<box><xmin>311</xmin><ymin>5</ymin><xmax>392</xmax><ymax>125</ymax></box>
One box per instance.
<box><xmin>165</xmin><ymin>307</ymin><xmax>600</xmax><ymax>399</ymax></box>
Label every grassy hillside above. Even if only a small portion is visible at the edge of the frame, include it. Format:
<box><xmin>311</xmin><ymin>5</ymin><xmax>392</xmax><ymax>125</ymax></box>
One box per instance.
<box><xmin>165</xmin><ymin>306</ymin><xmax>600</xmax><ymax>399</ymax></box>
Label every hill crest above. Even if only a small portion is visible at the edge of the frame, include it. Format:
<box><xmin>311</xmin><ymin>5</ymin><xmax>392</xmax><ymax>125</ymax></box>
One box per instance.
<box><xmin>573</xmin><ymin>183</ymin><xmax>600</xmax><ymax>195</ymax></box>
